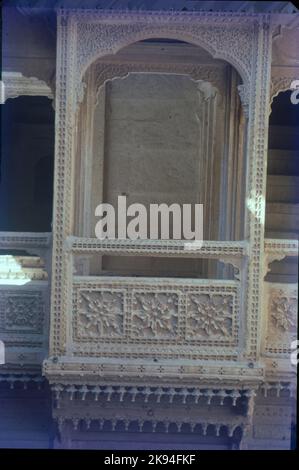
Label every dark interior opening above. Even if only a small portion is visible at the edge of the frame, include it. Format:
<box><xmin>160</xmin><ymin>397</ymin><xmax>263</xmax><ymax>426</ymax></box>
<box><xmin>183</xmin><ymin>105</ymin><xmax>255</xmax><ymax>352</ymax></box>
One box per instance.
<box><xmin>0</xmin><ymin>95</ymin><xmax>54</xmax><ymax>232</ymax></box>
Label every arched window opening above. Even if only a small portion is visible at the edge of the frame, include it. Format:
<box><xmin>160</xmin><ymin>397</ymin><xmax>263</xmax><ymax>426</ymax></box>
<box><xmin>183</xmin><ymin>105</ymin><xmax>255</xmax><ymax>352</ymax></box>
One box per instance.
<box><xmin>73</xmin><ymin>39</ymin><xmax>246</xmax><ymax>279</ymax></box>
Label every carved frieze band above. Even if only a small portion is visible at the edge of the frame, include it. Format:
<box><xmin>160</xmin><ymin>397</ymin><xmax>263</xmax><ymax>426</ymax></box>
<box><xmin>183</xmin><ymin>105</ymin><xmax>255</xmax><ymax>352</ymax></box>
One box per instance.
<box><xmin>0</xmin><ymin>232</ymin><xmax>51</xmax><ymax>250</ymax></box>
<box><xmin>0</xmin><ymin>256</ymin><xmax>48</xmax><ymax>281</ymax></box>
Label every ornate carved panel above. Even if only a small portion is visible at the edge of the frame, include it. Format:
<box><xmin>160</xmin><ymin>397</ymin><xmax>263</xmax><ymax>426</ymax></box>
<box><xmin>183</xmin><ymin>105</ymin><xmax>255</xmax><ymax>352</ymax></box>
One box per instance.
<box><xmin>131</xmin><ymin>292</ymin><xmax>179</xmax><ymax>339</ymax></box>
<box><xmin>0</xmin><ymin>289</ymin><xmax>46</xmax><ymax>343</ymax></box>
<box><xmin>186</xmin><ymin>293</ymin><xmax>233</xmax><ymax>340</ymax></box>
<box><xmin>71</xmin><ymin>278</ymin><xmax>239</xmax><ymax>359</ymax></box>
<box><xmin>75</xmin><ymin>290</ymin><xmax>125</xmax><ymax>339</ymax></box>
<box><xmin>264</xmin><ymin>283</ymin><xmax>298</xmax><ymax>356</ymax></box>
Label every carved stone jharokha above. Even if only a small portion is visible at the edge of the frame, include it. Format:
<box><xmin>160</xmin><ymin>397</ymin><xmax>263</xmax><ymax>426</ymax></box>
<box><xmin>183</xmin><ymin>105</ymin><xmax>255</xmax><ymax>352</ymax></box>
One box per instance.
<box><xmin>0</xmin><ymin>7</ymin><xmax>298</xmax><ymax>450</ymax></box>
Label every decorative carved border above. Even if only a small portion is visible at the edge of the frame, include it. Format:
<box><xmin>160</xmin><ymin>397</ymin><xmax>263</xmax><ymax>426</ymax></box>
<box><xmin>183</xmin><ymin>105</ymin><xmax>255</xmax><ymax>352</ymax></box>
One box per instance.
<box><xmin>54</xmin><ymin>413</ymin><xmax>245</xmax><ymax>438</ymax></box>
<box><xmin>69</xmin><ymin>237</ymin><xmax>248</xmax><ymax>258</ymax></box>
<box><xmin>265</xmin><ymin>238</ymin><xmax>298</xmax><ymax>255</ymax></box>
<box><xmin>44</xmin><ymin>358</ymin><xmax>264</xmax><ymax>387</ymax></box>
<box><xmin>0</xmin><ymin>232</ymin><xmax>51</xmax><ymax>250</ymax></box>
<box><xmin>1</xmin><ymin>72</ymin><xmax>53</xmax><ymax>103</ymax></box>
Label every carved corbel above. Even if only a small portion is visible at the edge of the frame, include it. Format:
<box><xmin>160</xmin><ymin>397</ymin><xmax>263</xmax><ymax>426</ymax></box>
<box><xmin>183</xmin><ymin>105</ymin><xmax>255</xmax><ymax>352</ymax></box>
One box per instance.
<box><xmin>270</xmin><ymin>77</ymin><xmax>299</xmax><ymax>114</ymax></box>
<box><xmin>263</xmin><ymin>252</ymin><xmax>287</xmax><ymax>279</ymax></box>
<box><xmin>218</xmin><ymin>256</ymin><xmax>246</xmax><ymax>281</ymax></box>
<box><xmin>237</xmin><ymin>83</ymin><xmax>249</xmax><ymax>119</ymax></box>
<box><xmin>1</xmin><ymin>72</ymin><xmax>53</xmax><ymax>104</ymax></box>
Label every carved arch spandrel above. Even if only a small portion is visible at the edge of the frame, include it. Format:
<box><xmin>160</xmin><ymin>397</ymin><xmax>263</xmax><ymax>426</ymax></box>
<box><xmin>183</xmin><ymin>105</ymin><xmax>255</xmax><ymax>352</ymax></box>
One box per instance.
<box><xmin>73</xmin><ymin>11</ymin><xmax>256</xmax><ymax>85</ymax></box>
<box><xmin>72</xmin><ymin>12</ymin><xmax>254</xmax><ymax>119</ymax></box>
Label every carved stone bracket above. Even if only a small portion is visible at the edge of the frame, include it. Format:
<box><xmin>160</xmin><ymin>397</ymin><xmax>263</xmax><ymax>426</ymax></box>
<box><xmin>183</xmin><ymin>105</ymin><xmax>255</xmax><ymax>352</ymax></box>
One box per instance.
<box><xmin>263</xmin><ymin>238</ymin><xmax>298</xmax><ymax>279</ymax></box>
<box><xmin>1</xmin><ymin>72</ymin><xmax>53</xmax><ymax>103</ymax></box>
<box><xmin>270</xmin><ymin>75</ymin><xmax>299</xmax><ymax>107</ymax></box>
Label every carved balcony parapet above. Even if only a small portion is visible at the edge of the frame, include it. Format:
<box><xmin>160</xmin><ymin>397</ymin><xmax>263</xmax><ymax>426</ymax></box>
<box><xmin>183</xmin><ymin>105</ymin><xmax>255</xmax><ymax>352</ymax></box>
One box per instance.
<box><xmin>69</xmin><ymin>277</ymin><xmax>240</xmax><ymax>360</ymax></box>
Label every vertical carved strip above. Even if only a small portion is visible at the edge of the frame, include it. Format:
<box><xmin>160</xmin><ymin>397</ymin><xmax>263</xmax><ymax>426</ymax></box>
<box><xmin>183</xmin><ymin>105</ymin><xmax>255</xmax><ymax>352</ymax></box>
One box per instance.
<box><xmin>50</xmin><ymin>11</ymin><xmax>76</xmax><ymax>355</ymax></box>
<box><xmin>245</xmin><ymin>17</ymin><xmax>272</xmax><ymax>359</ymax></box>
